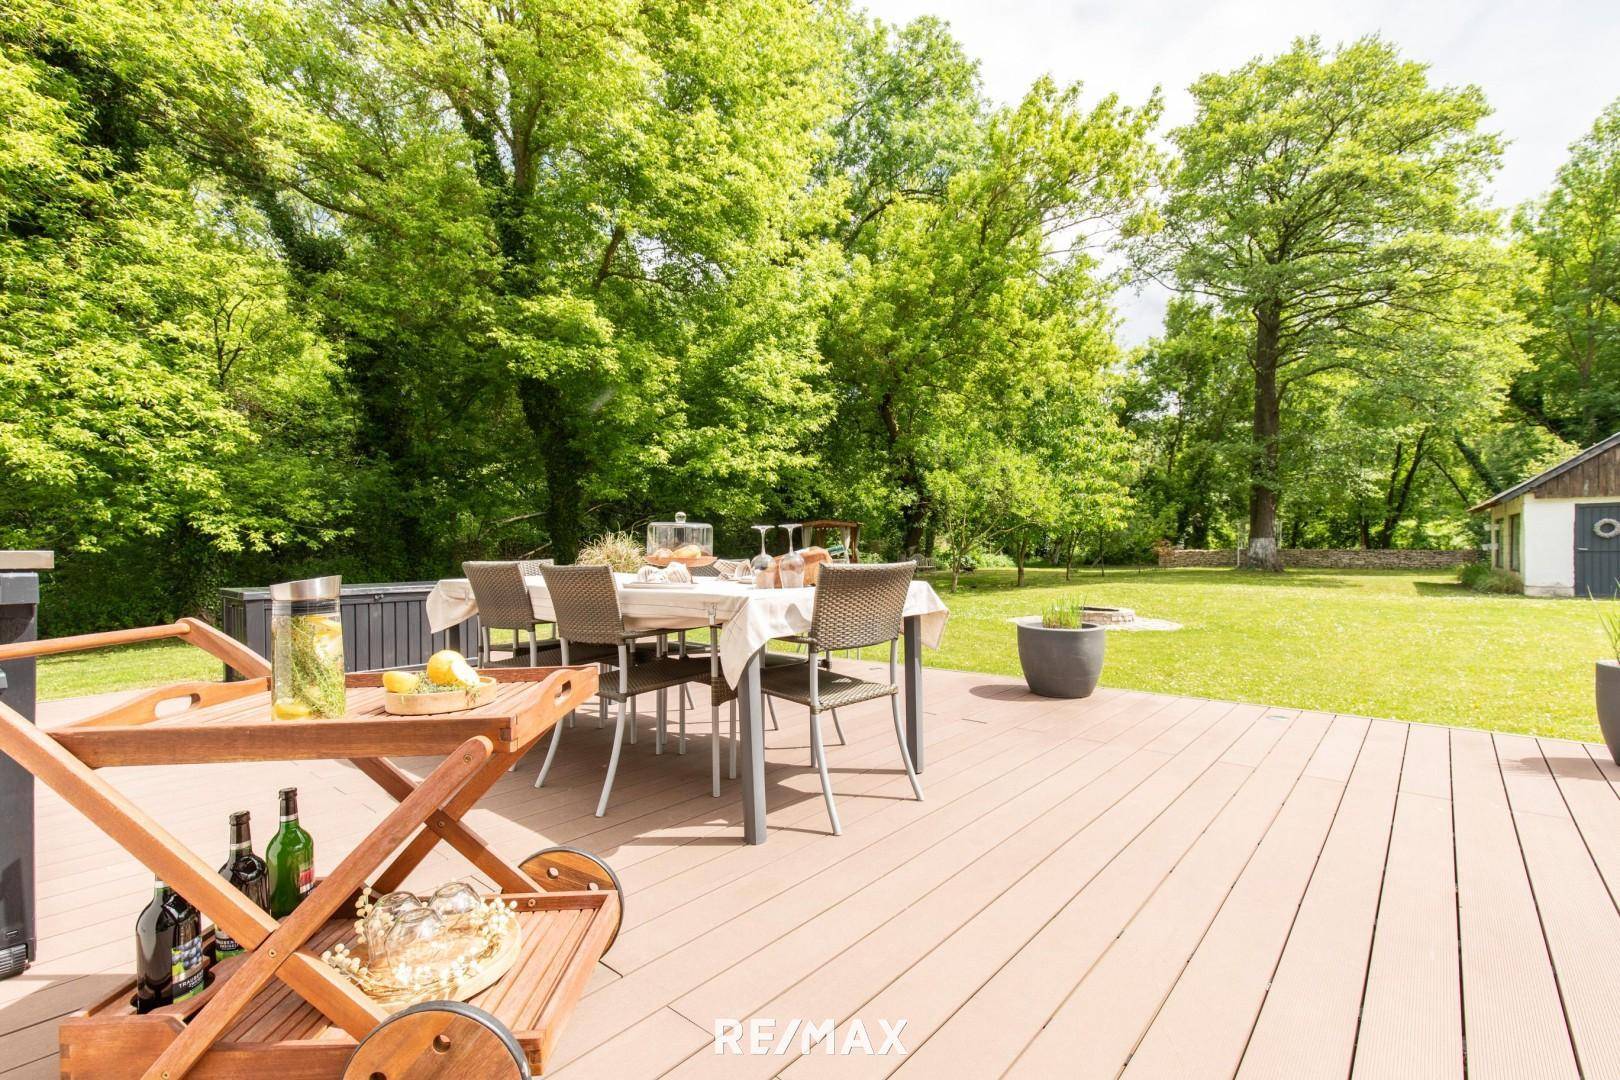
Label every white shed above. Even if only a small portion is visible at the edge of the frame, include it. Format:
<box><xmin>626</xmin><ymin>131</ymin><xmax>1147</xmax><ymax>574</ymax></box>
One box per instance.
<box><xmin>1471</xmin><ymin>431</ymin><xmax>1620</xmax><ymax>597</ymax></box>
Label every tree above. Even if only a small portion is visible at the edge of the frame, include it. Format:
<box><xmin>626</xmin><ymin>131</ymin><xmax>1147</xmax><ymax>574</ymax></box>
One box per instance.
<box><xmin>1150</xmin><ymin>36</ymin><xmax>1510</xmax><ymax>569</ymax></box>
<box><xmin>1513</xmin><ymin>100</ymin><xmax>1620</xmax><ymax>446</ymax></box>
<box><xmin>823</xmin><ymin>20</ymin><xmax>1160</xmax><ymax>555</ymax></box>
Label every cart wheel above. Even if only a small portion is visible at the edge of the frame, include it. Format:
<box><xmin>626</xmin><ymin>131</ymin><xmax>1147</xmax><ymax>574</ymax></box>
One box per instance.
<box><xmin>519</xmin><ymin>845</ymin><xmax>624</xmax><ymax>951</ymax></box>
<box><xmin>344</xmin><ymin>1001</ymin><xmax>529</xmax><ymax>1080</ymax></box>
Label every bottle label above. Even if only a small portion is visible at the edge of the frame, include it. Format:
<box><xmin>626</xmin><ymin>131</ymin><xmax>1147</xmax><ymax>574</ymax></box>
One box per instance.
<box><xmin>298</xmin><ymin>861</ymin><xmax>314</xmax><ymax>895</ymax></box>
<box><xmin>171</xmin><ymin>936</ymin><xmax>205</xmax><ymax>1001</ymax></box>
<box><xmin>215</xmin><ymin>928</ymin><xmax>243</xmax><ymax>958</ymax></box>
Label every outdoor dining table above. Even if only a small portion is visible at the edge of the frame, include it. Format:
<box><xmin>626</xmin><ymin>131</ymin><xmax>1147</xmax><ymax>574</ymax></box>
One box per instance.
<box><xmin>425</xmin><ymin>572</ymin><xmax>950</xmax><ymax>844</ymax></box>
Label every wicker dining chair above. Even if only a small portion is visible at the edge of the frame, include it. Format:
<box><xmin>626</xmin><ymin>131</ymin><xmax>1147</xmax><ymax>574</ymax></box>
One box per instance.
<box><xmin>758</xmin><ymin>562</ymin><xmax>922</xmax><ymax>835</ymax></box>
<box><xmin>461</xmin><ymin>560</ymin><xmax>557</xmax><ymax>666</ymax></box>
<box><xmin>531</xmin><ymin>564</ymin><xmax>712</xmax><ymax>816</ymax></box>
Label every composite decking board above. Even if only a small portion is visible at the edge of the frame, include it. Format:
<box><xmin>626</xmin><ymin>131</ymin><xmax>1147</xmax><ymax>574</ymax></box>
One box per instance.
<box><xmin>547</xmin><ymin>1007</ymin><xmax>711</xmax><ymax>1080</ymax></box>
<box><xmin>838</xmin><ymin>703</ymin><xmax>1266</xmax><ymax>1080</ymax></box>
<box><xmin>641</xmin><ymin>698</ymin><xmax>1214</xmax><ymax>1080</ymax></box>
<box><xmin>1495</xmin><ymin>732</ymin><xmax>1620</xmax><ymax>1079</ymax></box>
<box><xmin>1002</xmin><ymin>711</ymin><xmax>1328</xmax><ymax>1079</ymax></box>
<box><xmin>774</xmin><ymin>700</ymin><xmax>1262</xmax><ymax>1080</ymax></box>
<box><xmin>1234</xmin><ymin>718</ymin><xmax>1409</xmax><ymax>1080</ymax></box>
<box><xmin>878</xmin><ymin>712</ymin><xmax>1271</xmax><ymax>1080</ymax></box>
<box><xmin>597</xmin><ymin>688</ymin><xmax>1156</xmax><ymax>917</ymax></box>
<box><xmin>1450</xmin><ymin>728</ymin><xmax>1580</xmax><ymax>1080</ymax></box>
<box><xmin>1539</xmin><ymin>737</ymin><xmax>1620</xmax><ymax>908</ymax></box>
<box><xmin>548</xmin><ymin>693</ymin><xmax>1199</xmax><ymax>1070</ymax></box>
<box><xmin>662</xmin><ymin>695</ymin><xmax>1211</xmax><ymax>1056</ymax></box>
<box><xmin>656</xmin><ymin>697</ymin><xmax>1246</xmax><ymax>1080</ymax></box>
<box><xmin>611</xmin><ymin>689</ymin><xmax>1181</xmax><ymax>972</ymax></box>
<box><xmin>1350</xmin><ymin>764</ymin><xmax>1462</xmax><ymax>1076</ymax></box>
<box><xmin>1117</xmin><ymin>713</ymin><xmax>1364</xmax><ymax>1080</ymax></box>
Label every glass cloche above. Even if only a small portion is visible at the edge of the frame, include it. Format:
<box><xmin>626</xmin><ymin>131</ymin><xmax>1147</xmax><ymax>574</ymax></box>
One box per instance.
<box><xmin>645</xmin><ymin>512</ymin><xmax>715</xmax><ymax>566</ymax></box>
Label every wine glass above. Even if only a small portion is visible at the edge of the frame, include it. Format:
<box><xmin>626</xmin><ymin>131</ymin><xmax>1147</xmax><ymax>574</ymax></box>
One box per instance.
<box><xmin>778</xmin><ymin>524</ymin><xmax>806</xmax><ymax>588</ymax></box>
<box><xmin>751</xmin><ymin>524</ymin><xmax>773</xmax><ymax>576</ymax></box>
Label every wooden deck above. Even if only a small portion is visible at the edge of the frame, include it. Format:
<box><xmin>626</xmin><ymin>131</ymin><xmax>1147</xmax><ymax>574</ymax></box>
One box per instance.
<box><xmin>4</xmin><ymin>665</ymin><xmax>1620</xmax><ymax>1078</ymax></box>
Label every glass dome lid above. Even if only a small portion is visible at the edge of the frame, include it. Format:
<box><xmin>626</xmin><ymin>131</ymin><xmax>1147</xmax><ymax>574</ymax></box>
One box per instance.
<box><xmin>646</xmin><ymin>512</ymin><xmax>715</xmax><ymax>565</ymax></box>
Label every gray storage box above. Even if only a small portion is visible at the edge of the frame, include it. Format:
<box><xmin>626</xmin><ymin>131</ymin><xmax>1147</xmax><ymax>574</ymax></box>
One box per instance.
<box><xmin>219</xmin><ymin>582</ymin><xmax>480</xmax><ymax>679</ymax></box>
<box><xmin>0</xmin><ymin>558</ymin><xmax>45</xmax><ymax>980</ymax></box>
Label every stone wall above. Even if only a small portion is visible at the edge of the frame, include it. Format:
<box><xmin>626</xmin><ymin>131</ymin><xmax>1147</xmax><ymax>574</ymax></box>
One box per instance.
<box><xmin>1158</xmin><ymin>547</ymin><xmax>1479</xmax><ymax>570</ymax></box>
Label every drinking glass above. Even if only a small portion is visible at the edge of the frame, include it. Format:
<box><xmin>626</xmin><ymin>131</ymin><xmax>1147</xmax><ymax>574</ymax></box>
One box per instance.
<box><xmin>363</xmin><ymin>891</ymin><xmax>423</xmax><ymax>966</ymax></box>
<box><xmin>428</xmin><ymin>881</ymin><xmax>482</xmax><ymax>935</ymax></box>
<box><xmin>382</xmin><ymin>907</ymin><xmax>447</xmax><ymax>973</ymax></box>
<box><xmin>750</xmin><ymin>524</ymin><xmax>773</xmax><ymax>576</ymax></box>
<box><xmin>778</xmin><ymin>524</ymin><xmax>806</xmax><ymax>588</ymax></box>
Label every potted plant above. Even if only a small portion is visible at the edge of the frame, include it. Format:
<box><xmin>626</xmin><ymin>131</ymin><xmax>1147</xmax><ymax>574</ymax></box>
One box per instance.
<box><xmin>1598</xmin><ymin>602</ymin><xmax>1620</xmax><ymax>764</ymax></box>
<box><xmin>1014</xmin><ymin>599</ymin><xmax>1106</xmax><ymax>699</ymax></box>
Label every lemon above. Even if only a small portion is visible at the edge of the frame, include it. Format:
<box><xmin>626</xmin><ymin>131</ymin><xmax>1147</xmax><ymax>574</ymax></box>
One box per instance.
<box><xmin>382</xmin><ymin>670</ymin><xmax>419</xmax><ymax>694</ymax></box>
<box><xmin>425</xmin><ymin>649</ymin><xmax>480</xmax><ymax>688</ymax></box>
<box><xmin>272</xmin><ymin>698</ymin><xmax>312</xmax><ymax>721</ymax></box>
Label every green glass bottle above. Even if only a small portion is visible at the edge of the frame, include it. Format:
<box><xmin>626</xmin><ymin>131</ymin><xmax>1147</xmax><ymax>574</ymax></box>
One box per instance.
<box><xmin>266</xmin><ymin>787</ymin><xmax>315</xmax><ymax>918</ymax></box>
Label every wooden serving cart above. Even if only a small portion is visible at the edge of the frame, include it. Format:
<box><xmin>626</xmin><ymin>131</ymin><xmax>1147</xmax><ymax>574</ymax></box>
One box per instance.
<box><xmin>0</xmin><ymin>619</ymin><xmax>621</xmax><ymax>1080</ymax></box>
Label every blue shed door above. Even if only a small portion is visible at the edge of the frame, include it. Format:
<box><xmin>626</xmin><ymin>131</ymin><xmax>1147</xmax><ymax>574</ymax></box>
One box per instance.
<box><xmin>1574</xmin><ymin>504</ymin><xmax>1620</xmax><ymax>597</ymax></box>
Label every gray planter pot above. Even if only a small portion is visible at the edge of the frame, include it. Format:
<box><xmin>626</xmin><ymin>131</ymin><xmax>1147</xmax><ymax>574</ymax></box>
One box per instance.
<box><xmin>1014</xmin><ymin>616</ymin><xmax>1106</xmax><ymax>699</ymax></box>
<box><xmin>1597</xmin><ymin>660</ymin><xmax>1620</xmax><ymax>765</ymax></box>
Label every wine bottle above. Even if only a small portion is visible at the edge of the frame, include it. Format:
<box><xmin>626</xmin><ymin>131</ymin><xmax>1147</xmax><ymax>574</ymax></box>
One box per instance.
<box><xmin>134</xmin><ymin>876</ymin><xmax>204</xmax><ymax>1013</ymax></box>
<box><xmin>214</xmin><ymin>810</ymin><xmax>270</xmax><ymax>958</ymax></box>
<box><xmin>266</xmin><ymin>787</ymin><xmax>315</xmax><ymax>918</ymax></box>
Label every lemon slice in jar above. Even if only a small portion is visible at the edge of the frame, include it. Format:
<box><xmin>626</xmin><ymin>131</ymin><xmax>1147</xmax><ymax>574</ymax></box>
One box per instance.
<box><xmin>273</xmin><ymin>698</ymin><xmax>312</xmax><ymax>721</ymax></box>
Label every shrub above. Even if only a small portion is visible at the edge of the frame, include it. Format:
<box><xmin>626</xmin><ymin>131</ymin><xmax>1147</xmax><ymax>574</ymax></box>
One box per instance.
<box><xmin>576</xmin><ymin>531</ymin><xmax>644</xmax><ymax>572</ymax></box>
<box><xmin>1458</xmin><ymin>563</ymin><xmax>1522</xmax><ymax>594</ymax></box>
<box><xmin>1041</xmin><ymin>598</ymin><xmax>1089</xmax><ymax>629</ymax></box>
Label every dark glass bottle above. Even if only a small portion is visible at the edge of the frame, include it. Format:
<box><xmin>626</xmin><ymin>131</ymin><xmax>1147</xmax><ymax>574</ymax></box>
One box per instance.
<box><xmin>134</xmin><ymin>876</ymin><xmax>204</xmax><ymax>1013</ymax></box>
<box><xmin>214</xmin><ymin>810</ymin><xmax>270</xmax><ymax>958</ymax></box>
<box><xmin>266</xmin><ymin>787</ymin><xmax>315</xmax><ymax>918</ymax></box>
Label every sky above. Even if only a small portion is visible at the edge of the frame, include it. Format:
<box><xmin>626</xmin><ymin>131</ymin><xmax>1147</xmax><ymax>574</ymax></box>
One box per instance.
<box><xmin>860</xmin><ymin>0</ymin><xmax>1620</xmax><ymax>344</ymax></box>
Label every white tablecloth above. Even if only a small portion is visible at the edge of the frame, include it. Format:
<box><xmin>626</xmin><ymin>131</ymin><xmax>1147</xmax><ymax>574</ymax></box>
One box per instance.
<box><xmin>425</xmin><ymin>574</ymin><xmax>949</xmax><ymax>687</ymax></box>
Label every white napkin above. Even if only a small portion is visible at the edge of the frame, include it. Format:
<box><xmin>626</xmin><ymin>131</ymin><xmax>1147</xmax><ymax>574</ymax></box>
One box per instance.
<box><xmin>665</xmin><ymin>561</ymin><xmax>693</xmax><ymax>584</ymax></box>
<box><xmin>636</xmin><ymin>564</ymin><xmax>665</xmax><ymax>583</ymax></box>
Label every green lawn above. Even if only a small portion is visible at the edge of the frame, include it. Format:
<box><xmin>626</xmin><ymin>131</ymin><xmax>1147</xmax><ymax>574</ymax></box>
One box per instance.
<box><xmin>909</xmin><ymin>567</ymin><xmax>1607</xmax><ymax>742</ymax></box>
<box><xmin>36</xmin><ymin>567</ymin><xmax>1610</xmax><ymax>741</ymax></box>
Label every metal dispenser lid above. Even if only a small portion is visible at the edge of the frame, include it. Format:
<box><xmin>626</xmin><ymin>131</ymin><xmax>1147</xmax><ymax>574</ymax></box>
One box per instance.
<box><xmin>268</xmin><ymin>575</ymin><xmax>342</xmax><ymax>602</ymax></box>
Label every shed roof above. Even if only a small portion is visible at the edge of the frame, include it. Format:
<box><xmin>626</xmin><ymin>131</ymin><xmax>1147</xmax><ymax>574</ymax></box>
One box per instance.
<box><xmin>1471</xmin><ymin>430</ymin><xmax>1620</xmax><ymax>512</ymax></box>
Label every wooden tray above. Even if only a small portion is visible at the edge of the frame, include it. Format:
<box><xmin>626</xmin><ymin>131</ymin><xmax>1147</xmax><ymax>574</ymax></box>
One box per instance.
<box><xmin>384</xmin><ymin>676</ymin><xmax>498</xmax><ymax>715</ymax></box>
<box><xmin>58</xmin><ymin>891</ymin><xmax>617</xmax><ymax>1078</ymax></box>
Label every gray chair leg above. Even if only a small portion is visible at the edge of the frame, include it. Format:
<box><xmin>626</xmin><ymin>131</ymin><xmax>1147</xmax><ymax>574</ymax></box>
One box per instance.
<box><xmin>533</xmin><ymin>714</ymin><xmax>566</xmax><ymax>788</ymax></box>
<box><xmin>529</xmin><ymin>630</ymin><xmax>537</xmax><ymax>666</ymax></box>
<box><xmin>629</xmin><ymin>695</ymin><xmax>638</xmax><ymax>745</ymax></box>
<box><xmin>598</xmin><ymin>669</ymin><xmax>607</xmax><ymax>728</ymax></box>
<box><xmin>766</xmin><ymin>695</ymin><xmax>780</xmax><ymax>730</ymax></box>
<box><xmin>655</xmin><ymin>689</ymin><xmax>667</xmax><ymax>755</ymax></box>
<box><xmin>890</xmin><ymin>692</ymin><xmax>923</xmax><ymax>800</ymax></box>
<box><xmin>831</xmin><ymin>708</ymin><xmax>846</xmax><ymax>745</ymax></box>
<box><xmin>809</xmin><ymin>709</ymin><xmax>841</xmax><ymax>835</ymax></box>
<box><xmin>729</xmin><ymin>701</ymin><xmax>738</xmax><ymax>780</ymax></box>
<box><xmin>711</xmin><ymin>704</ymin><xmax>722</xmax><ymax>797</ymax></box>
<box><xmin>597</xmin><ymin>698</ymin><xmax>629</xmax><ymax>817</ymax></box>
<box><xmin>678</xmin><ymin>685</ymin><xmax>688</xmax><ymax>754</ymax></box>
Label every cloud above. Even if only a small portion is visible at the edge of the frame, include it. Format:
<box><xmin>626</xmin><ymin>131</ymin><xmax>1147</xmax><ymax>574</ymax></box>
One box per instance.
<box><xmin>861</xmin><ymin>0</ymin><xmax>1620</xmax><ymax>343</ymax></box>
